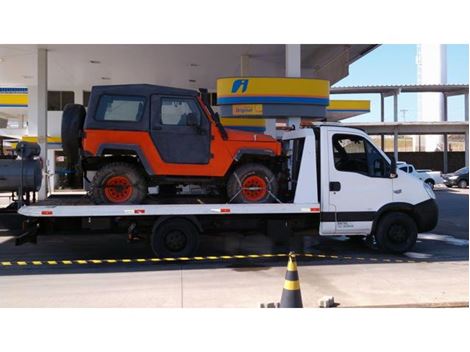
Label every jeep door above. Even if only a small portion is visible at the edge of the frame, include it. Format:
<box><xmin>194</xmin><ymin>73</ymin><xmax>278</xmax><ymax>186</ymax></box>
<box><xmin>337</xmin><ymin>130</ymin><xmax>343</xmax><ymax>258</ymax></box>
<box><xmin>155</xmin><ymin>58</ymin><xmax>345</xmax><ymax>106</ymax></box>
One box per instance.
<box><xmin>150</xmin><ymin>95</ymin><xmax>211</xmax><ymax>164</ymax></box>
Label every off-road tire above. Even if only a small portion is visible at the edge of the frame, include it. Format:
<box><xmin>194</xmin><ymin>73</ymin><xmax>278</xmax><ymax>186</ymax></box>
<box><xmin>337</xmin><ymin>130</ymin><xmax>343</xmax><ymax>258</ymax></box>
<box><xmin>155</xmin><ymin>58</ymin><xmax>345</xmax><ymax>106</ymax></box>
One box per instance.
<box><xmin>151</xmin><ymin>218</ymin><xmax>199</xmax><ymax>257</ymax></box>
<box><xmin>61</xmin><ymin>104</ymin><xmax>86</xmax><ymax>166</ymax></box>
<box><xmin>227</xmin><ymin>163</ymin><xmax>278</xmax><ymax>203</ymax></box>
<box><xmin>374</xmin><ymin>212</ymin><xmax>417</xmax><ymax>254</ymax></box>
<box><xmin>90</xmin><ymin>162</ymin><xmax>147</xmax><ymax>204</ymax></box>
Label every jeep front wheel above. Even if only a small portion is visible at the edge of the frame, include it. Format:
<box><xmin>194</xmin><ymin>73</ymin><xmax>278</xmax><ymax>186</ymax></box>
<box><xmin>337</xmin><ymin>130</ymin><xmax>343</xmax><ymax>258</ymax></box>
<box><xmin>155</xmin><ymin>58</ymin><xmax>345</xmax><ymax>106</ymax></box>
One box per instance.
<box><xmin>90</xmin><ymin>162</ymin><xmax>147</xmax><ymax>204</ymax></box>
<box><xmin>227</xmin><ymin>163</ymin><xmax>278</xmax><ymax>203</ymax></box>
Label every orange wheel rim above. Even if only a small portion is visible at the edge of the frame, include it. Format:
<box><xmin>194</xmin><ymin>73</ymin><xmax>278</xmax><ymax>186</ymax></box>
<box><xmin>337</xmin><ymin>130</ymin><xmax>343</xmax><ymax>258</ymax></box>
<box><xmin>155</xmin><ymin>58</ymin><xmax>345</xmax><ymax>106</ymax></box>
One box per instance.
<box><xmin>104</xmin><ymin>176</ymin><xmax>133</xmax><ymax>203</ymax></box>
<box><xmin>241</xmin><ymin>175</ymin><xmax>268</xmax><ymax>202</ymax></box>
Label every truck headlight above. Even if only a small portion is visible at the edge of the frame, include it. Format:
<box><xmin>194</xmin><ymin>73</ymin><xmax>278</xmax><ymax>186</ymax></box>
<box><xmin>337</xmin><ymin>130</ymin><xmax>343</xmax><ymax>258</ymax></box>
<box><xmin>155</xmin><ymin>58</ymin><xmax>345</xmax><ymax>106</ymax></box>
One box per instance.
<box><xmin>424</xmin><ymin>182</ymin><xmax>435</xmax><ymax>199</ymax></box>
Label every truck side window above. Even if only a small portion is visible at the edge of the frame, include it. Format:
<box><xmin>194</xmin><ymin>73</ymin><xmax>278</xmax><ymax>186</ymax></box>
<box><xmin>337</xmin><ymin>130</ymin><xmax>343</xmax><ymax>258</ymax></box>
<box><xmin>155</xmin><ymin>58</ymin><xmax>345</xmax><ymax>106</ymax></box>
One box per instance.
<box><xmin>333</xmin><ymin>134</ymin><xmax>390</xmax><ymax>177</ymax></box>
<box><xmin>95</xmin><ymin>95</ymin><xmax>145</xmax><ymax>122</ymax></box>
<box><xmin>161</xmin><ymin>98</ymin><xmax>201</xmax><ymax>126</ymax></box>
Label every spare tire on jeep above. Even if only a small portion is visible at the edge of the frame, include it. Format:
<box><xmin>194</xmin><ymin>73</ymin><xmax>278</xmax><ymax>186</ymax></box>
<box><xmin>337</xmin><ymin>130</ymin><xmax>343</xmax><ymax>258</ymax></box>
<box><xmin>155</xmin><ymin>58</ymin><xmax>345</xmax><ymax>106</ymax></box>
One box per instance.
<box><xmin>61</xmin><ymin>104</ymin><xmax>86</xmax><ymax>166</ymax></box>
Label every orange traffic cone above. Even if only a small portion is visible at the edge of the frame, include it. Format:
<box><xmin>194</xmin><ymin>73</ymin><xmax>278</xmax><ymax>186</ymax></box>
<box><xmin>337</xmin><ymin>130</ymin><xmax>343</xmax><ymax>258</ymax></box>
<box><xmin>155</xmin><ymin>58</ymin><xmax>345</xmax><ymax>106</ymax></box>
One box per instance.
<box><xmin>279</xmin><ymin>252</ymin><xmax>303</xmax><ymax>308</ymax></box>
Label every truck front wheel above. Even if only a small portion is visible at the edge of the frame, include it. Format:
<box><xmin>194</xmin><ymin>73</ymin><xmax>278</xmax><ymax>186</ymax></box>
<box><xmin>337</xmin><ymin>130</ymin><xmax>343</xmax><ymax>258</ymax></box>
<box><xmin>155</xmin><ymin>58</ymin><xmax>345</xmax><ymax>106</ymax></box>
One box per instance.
<box><xmin>227</xmin><ymin>163</ymin><xmax>279</xmax><ymax>203</ymax></box>
<box><xmin>90</xmin><ymin>162</ymin><xmax>147</xmax><ymax>204</ymax></box>
<box><xmin>374</xmin><ymin>212</ymin><xmax>417</xmax><ymax>254</ymax></box>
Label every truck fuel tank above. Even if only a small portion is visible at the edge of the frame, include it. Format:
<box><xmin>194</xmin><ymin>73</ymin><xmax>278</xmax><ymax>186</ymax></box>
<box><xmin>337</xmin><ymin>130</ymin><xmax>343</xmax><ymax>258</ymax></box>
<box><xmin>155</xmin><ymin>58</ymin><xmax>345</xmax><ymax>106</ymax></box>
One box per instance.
<box><xmin>0</xmin><ymin>142</ymin><xmax>42</xmax><ymax>193</ymax></box>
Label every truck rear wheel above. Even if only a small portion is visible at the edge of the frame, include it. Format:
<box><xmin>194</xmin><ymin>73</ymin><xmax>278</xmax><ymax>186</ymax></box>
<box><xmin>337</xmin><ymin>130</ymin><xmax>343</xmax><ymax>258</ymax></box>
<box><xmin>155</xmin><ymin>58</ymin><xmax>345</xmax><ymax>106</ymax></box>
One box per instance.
<box><xmin>374</xmin><ymin>212</ymin><xmax>417</xmax><ymax>254</ymax></box>
<box><xmin>90</xmin><ymin>162</ymin><xmax>147</xmax><ymax>204</ymax></box>
<box><xmin>151</xmin><ymin>218</ymin><xmax>199</xmax><ymax>257</ymax></box>
<box><xmin>227</xmin><ymin>163</ymin><xmax>278</xmax><ymax>203</ymax></box>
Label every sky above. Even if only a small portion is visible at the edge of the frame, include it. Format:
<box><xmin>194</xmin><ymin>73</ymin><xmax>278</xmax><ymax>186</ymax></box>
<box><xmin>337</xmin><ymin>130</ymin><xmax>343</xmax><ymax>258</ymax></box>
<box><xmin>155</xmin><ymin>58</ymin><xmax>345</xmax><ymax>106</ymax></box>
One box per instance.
<box><xmin>332</xmin><ymin>44</ymin><xmax>469</xmax><ymax>123</ymax></box>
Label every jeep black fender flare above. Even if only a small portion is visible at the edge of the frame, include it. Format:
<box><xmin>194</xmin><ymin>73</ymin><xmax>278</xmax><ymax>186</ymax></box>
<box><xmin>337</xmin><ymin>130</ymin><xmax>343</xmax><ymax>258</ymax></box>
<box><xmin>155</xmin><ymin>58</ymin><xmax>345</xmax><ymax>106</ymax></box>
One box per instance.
<box><xmin>233</xmin><ymin>148</ymin><xmax>276</xmax><ymax>162</ymax></box>
<box><xmin>95</xmin><ymin>143</ymin><xmax>154</xmax><ymax>175</ymax></box>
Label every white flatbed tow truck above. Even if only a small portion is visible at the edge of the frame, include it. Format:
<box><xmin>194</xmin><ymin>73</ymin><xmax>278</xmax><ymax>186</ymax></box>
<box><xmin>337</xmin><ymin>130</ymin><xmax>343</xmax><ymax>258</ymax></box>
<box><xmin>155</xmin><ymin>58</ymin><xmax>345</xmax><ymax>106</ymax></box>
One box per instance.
<box><xmin>17</xmin><ymin>125</ymin><xmax>438</xmax><ymax>256</ymax></box>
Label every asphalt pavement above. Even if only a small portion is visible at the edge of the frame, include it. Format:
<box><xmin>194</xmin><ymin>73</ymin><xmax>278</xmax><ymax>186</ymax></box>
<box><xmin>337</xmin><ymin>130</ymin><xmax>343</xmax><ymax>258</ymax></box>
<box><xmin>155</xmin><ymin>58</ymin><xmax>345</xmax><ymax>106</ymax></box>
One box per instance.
<box><xmin>0</xmin><ymin>187</ymin><xmax>467</xmax><ymax>307</ymax></box>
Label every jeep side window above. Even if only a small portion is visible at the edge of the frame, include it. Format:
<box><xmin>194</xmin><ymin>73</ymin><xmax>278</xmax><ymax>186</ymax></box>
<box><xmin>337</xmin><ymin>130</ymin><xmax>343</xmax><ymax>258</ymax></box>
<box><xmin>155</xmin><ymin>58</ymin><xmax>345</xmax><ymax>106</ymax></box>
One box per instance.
<box><xmin>161</xmin><ymin>98</ymin><xmax>201</xmax><ymax>126</ymax></box>
<box><xmin>333</xmin><ymin>134</ymin><xmax>390</xmax><ymax>177</ymax></box>
<box><xmin>95</xmin><ymin>95</ymin><xmax>145</xmax><ymax>122</ymax></box>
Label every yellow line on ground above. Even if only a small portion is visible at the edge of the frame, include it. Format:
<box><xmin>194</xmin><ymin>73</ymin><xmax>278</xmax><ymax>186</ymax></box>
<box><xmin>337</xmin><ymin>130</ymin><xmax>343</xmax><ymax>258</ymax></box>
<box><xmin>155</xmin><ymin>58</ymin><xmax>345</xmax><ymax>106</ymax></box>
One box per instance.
<box><xmin>0</xmin><ymin>252</ymin><xmax>423</xmax><ymax>268</ymax></box>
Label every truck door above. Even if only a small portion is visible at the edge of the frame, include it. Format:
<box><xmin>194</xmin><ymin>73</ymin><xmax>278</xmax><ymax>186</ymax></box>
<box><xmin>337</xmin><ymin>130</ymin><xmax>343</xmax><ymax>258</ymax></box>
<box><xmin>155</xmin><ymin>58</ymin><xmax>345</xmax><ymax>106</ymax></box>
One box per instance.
<box><xmin>320</xmin><ymin>130</ymin><xmax>393</xmax><ymax>235</ymax></box>
<box><xmin>150</xmin><ymin>95</ymin><xmax>211</xmax><ymax>164</ymax></box>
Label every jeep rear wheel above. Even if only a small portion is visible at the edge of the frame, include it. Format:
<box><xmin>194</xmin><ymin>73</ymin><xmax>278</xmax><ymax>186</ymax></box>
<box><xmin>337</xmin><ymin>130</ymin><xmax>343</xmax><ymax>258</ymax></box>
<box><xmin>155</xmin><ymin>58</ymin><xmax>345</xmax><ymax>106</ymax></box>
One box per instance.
<box><xmin>227</xmin><ymin>163</ymin><xmax>278</xmax><ymax>203</ymax></box>
<box><xmin>90</xmin><ymin>162</ymin><xmax>147</xmax><ymax>204</ymax></box>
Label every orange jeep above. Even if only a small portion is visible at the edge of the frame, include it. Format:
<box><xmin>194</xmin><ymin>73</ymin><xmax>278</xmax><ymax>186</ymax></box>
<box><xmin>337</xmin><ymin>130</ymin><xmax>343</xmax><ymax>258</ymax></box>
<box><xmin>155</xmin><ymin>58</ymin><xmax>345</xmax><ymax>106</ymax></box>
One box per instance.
<box><xmin>61</xmin><ymin>84</ymin><xmax>282</xmax><ymax>204</ymax></box>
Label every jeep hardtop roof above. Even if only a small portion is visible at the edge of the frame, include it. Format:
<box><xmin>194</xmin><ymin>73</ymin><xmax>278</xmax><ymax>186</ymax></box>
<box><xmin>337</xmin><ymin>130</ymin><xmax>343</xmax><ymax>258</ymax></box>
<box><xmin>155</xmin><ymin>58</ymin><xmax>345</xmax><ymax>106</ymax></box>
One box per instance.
<box><xmin>90</xmin><ymin>84</ymin><xmax>198</xmax><ymax>97</ymax></box>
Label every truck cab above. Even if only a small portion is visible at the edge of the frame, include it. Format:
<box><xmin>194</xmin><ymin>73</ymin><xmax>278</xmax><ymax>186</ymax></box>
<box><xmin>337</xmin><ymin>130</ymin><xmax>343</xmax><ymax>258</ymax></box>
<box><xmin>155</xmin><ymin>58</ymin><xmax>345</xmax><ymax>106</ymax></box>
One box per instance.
<box><xmin>286</xmin><ymin>125</ymin><xmax>438</xmax><ymax>253</ymax></box>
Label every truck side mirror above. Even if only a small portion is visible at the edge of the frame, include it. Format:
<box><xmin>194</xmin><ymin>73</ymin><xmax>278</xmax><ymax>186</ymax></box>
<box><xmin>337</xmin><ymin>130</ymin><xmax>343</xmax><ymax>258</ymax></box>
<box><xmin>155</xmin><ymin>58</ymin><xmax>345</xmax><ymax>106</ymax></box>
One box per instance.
<box><xmin>390</xmin><ymin>156</ymin><xmax>397</xmax><ymax>178</ymax></box>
